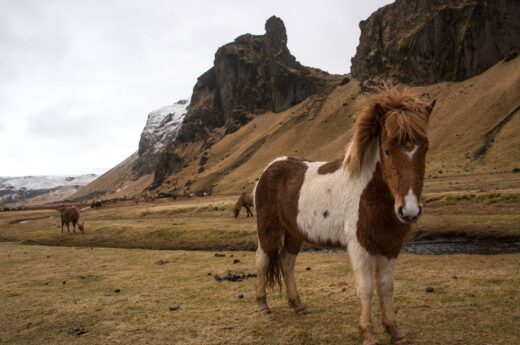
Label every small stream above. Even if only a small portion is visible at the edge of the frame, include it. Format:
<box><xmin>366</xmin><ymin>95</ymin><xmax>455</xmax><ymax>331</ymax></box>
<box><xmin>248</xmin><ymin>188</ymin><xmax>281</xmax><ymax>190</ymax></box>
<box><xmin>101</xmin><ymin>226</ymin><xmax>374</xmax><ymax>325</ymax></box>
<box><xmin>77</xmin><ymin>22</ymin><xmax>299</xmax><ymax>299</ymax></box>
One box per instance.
<box><xmin>304</xmin><ymin>236</ymin><xmax>520</xmax><ymax>255</ymax></box>
<box><xmin>404</xmin><ymin>236</ymin><xmax>520</xmax><ymax>255</ymax></box>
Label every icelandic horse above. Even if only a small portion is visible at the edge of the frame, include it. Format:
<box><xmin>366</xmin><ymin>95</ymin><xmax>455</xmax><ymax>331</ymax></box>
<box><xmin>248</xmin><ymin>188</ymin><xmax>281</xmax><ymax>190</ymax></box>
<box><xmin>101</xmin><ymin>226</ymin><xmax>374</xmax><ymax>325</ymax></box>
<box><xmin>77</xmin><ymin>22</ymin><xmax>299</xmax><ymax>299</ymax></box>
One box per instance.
<box><xmin>254</xmin><ymin>88</ymin><xmax>435</xmax><ymax>345</ymax></box>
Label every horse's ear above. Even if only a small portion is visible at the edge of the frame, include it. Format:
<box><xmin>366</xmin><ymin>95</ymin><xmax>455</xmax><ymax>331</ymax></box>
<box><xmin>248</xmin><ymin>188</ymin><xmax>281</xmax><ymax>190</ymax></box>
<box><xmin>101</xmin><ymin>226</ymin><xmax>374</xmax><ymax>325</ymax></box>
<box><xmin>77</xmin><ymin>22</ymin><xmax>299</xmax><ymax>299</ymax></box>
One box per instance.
<box><xmin>425</xmin><ymin>99</ymin><xmax>436</xmax><ymax>118</ymax></box>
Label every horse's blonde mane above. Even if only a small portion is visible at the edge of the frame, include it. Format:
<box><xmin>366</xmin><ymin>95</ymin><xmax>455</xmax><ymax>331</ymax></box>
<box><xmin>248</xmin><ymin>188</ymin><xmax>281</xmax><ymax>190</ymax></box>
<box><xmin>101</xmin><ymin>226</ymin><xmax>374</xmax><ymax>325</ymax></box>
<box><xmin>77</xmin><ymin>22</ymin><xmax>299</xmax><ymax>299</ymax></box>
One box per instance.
<box><xmin>344</xmin><ymin>87</ymin><xmax>432</xmax><ymax>175</ymax></box>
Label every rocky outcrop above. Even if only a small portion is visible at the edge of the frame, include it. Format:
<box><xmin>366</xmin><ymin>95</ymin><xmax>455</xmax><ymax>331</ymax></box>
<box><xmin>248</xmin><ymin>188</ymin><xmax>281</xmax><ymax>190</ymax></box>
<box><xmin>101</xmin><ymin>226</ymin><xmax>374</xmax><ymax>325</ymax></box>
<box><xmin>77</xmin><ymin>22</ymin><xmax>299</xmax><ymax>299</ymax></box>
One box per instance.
<box><xmin>351</xmin><ymin>0</ymin><xmax>520</xmax><ymax>84</ymax></box>
<box><xmin>176</xmin><ymin>16</ymin><xmax>333</xmax><ymax>142</ymax></box>
<box><xmin>152</xmin><ymin>16</ymin><xmax>339</xmax><ymax>188</ymax></box>
<box><xmin>132</xmin><ymin>99</ymin><xmax>189</xmax><ymax>177</ymax></box>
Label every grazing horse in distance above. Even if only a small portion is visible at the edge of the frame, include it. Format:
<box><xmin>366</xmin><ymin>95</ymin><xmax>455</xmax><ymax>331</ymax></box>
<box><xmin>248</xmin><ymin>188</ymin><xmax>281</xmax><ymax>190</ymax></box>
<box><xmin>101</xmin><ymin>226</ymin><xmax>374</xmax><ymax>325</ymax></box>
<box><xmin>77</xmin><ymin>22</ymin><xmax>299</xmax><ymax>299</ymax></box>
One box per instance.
<box><xmin>234</xmin><ymin>192</ymin><xmax>254</xmax><ymax>218</ymax></box>
<box><xmin>59</xmin><ymin>205</ymin><xmax>84</xmax><ymax>234</ymax></box>
<box><xmin>91</xmin><ymin>200</ymin><xmax>102</xmax><ymax>208</ymax></box>
<box><xmin>254</xmin><ymin>88</ymin><xmax>435</xmax><ymax>345</ymax></box>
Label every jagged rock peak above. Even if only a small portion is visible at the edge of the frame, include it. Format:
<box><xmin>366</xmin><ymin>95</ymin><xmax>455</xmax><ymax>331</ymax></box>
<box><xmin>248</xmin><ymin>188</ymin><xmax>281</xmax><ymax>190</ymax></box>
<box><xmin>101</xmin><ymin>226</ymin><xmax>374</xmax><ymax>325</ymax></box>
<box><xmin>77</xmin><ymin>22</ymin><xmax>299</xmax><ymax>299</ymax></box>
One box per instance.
<box><xmin>351</xmin><ymin>0</ymin><xmax>520</xmax><ymax>84</ymax></box>
<box><xmin>265</xmin><ymin>15</ymin><xmax>287</xmax><ymax>48</ymax></box>
<box><xmin>174</xmin><ymin>16</ymin><xmax>333</xmax><ymax>143</ymax></box>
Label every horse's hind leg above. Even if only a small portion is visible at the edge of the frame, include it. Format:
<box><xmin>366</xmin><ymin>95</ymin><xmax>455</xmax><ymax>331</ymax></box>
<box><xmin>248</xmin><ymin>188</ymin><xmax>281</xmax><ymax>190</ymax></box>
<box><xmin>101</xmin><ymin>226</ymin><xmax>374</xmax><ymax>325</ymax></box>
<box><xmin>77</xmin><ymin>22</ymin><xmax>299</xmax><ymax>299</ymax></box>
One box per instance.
<box><xmin>246</xmin><ymin>206</ymin><xmax>253</xmax><ymax>217</ymax></box>
<box><xmin>256</xmin><ymin>216</ymin><xmax>284</xmax><ymax>315</ymax></box>
<box><xmin>376</xmin><ymin>256</ymin><xmax>406</xmax><ymax>345</ymax></box>
<box><xmin>280</xmin><ymin>233</ymin><xmax>307</xmax><ymax>314</ymax></box>
<box><xmin>255</xmin><ymin>243</ymin><xmax>271</xmax><ymax>315</ymax></box>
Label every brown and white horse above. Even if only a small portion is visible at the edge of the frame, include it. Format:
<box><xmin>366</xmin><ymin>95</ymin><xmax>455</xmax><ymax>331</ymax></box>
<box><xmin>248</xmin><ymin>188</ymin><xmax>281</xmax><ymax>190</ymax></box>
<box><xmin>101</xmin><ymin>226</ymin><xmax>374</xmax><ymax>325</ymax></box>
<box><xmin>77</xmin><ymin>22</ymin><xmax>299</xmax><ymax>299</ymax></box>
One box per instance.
<box><xmin>254</xmin><ymin>88</ymin><xmax>435</xmax><ymax>345</ymax></box>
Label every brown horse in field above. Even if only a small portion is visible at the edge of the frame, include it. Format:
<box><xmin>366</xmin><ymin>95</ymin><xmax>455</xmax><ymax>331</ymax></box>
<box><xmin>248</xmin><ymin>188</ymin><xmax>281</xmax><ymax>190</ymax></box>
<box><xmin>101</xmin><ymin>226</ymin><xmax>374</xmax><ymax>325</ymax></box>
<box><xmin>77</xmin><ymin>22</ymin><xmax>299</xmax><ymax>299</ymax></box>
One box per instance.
<box><xmin>254</xmin><ymin>88</ymin><xmax>435</xmax><ymax>345</ymax></box>
<box><xmin>234</xmin><ymin>192</ymin><xmax>254</xmax><ymax>218</ymax></box>
<box><xmin>59</xmin><ymin>206</ymin><xmax>84</xmax><ymax>234</ymax></box>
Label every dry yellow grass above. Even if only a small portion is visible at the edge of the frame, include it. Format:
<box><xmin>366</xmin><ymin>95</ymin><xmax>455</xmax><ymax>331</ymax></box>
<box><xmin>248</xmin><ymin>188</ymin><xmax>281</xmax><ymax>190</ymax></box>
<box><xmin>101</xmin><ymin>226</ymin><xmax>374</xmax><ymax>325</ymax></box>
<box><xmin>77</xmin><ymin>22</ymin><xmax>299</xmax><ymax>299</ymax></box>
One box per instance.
<box><xmin>1</xmin><ymin>243</ymin><xmax>519</xmax><ymax>345</ymax></box>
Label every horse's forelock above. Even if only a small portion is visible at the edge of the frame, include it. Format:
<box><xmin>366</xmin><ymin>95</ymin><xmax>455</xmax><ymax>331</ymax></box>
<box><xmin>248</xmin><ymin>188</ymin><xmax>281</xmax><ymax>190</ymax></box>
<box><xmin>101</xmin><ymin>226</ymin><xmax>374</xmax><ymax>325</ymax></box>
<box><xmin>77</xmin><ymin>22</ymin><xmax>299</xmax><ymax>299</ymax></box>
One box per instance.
<box><xmin>343</xmin><ymin>87</ymin><xmax>430</xmax><ymax>174</ymax></box>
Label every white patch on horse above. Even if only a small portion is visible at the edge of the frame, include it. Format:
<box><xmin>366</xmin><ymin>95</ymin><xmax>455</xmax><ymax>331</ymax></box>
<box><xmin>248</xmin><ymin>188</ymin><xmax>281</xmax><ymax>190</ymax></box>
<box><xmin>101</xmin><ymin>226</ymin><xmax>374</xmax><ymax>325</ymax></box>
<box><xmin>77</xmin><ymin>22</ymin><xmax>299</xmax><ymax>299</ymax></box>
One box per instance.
<box><xmin>402</xmin><ymin>188</ymin><xmax>420</xmax><ymax>217</ymax></box>
<box><xmin>405</xmin><ymin>144</ymin><xmax>418</xmax><ymax>160</ymax></box>
<box><xmin>296</xmin><ymin>140</ymin><xmax>380</xmax><ymax>247</ymax></box>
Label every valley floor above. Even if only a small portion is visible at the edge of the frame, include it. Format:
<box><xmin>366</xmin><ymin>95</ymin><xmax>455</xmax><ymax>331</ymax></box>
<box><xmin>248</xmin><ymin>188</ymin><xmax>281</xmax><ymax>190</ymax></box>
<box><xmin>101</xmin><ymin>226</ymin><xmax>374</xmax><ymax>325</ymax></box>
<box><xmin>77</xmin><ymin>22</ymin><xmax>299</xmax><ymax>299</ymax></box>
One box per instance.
<box><xmin>1</xmin><ymin>243</ymin><xmax>519</xmax><ymax>345</ymax></box>
<box><xmin>1</xmin><ymin>176</ymin><xmax>519</xmax><ymax>251</ymax></box>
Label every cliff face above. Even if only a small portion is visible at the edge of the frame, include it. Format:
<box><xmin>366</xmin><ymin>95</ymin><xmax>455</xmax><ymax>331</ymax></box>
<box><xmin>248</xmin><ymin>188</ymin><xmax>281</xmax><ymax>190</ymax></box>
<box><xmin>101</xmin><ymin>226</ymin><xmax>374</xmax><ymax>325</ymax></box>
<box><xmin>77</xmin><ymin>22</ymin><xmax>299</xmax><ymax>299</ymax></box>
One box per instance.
<box><xmin>175</xmin><ymin>16</ymin><xmax>332</xmax><ymax>143</ymax></box>
<box><xmin>351</xmin><ymin>0</ymin><xmax>520</xmax><ymax>84</ymax></box>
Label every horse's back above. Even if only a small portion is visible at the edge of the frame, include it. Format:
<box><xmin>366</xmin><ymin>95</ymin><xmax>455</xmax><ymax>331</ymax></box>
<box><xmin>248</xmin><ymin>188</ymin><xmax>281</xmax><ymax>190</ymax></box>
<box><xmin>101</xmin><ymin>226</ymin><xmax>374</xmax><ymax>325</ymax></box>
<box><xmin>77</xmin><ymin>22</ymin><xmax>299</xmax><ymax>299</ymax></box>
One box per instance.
<box><xmin>63</xmin><ymin>206</ymin><xmax>80</xmax><ymax>223</ymax></box>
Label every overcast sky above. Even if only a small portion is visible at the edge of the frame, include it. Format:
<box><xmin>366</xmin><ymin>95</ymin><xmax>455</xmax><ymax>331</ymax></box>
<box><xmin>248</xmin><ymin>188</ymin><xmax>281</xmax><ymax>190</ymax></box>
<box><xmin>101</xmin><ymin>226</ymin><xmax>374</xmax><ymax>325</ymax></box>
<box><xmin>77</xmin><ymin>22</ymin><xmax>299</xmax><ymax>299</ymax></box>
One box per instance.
<box><xmin>0</xmin><ymin>0</ymin><xmax>392</xmax><ymax>177</ymax></box>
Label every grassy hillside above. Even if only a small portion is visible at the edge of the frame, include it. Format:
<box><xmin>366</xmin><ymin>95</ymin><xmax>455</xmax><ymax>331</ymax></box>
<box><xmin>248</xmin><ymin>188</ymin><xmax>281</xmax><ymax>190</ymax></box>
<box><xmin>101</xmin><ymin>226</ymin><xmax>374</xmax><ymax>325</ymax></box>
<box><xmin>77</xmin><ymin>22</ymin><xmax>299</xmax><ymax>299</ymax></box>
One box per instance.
<box><xmin>73</xmin><ymin>56</ymin><xmax>520</xmax><ymax>199</ymax></box>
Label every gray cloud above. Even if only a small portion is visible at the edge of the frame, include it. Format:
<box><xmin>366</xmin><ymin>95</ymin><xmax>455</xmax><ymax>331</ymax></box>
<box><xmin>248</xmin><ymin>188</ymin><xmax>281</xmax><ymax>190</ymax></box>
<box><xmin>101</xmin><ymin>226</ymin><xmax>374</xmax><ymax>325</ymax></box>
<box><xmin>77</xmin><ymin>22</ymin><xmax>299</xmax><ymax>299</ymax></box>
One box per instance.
<box><xmin>0</xmin><ymin>0</ymin><xmax>392</xmax><ymax>176</ymax></box>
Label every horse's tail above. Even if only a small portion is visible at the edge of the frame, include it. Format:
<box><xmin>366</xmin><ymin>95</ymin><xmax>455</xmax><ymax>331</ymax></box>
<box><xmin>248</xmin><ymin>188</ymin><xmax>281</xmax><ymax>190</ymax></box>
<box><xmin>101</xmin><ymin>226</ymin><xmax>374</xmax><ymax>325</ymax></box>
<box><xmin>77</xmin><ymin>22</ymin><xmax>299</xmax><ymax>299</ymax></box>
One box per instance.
<box><xmin>266</xmin><ymin>248</ymin><xmax>283</xmax><ymax>289</ymax></box>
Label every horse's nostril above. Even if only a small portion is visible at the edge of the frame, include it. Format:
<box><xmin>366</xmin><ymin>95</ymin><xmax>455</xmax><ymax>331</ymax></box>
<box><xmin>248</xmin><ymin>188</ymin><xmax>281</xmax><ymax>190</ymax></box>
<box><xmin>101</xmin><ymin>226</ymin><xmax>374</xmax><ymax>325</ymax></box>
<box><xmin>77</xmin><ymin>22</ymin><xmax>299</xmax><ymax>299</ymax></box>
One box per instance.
<box><xmin>398</xmin><ymin>206</ymin><xmax>405</xmax><ymax>218</ymax></box>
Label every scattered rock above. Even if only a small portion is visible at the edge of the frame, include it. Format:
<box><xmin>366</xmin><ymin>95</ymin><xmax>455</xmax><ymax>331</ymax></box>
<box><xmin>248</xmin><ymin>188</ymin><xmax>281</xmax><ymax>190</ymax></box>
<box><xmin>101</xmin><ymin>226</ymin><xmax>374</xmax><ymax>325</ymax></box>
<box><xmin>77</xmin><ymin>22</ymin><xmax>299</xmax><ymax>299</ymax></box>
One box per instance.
<box><xmin>155</xmin><ymin>259</ymin><xmax>170</xmax><ymax>265</ymax></box>
<box><xmin>306</xmin><ymin>267</ymin><xmax>312</xmax><ymax>271</ymax></box>
<box><xmin>114</xmin><ymin>289</ymin><xmax>121</xmax><ymax>293</ymax></box>
<box><xmin>62</xmin><ymin>281</ymin><xmax>66</xmax><ymax>285</ymax></box>
<box><xmin>426</xmin><ymin>287</ymin><xmax>434</xmax><ymax>293</ymax></box>
<box><xmin>238</xmin><ymin>294</ymin><xmax>244</xmax><ymax>299</ymax></box>
<box><xmin>67</xmin><ymin>327</ymin><xmax>87</xmax><ymax>336</ymax></box>
<box><xmin>233</xmin><ymin>259</ymin><xmax>240</xmax><ymax>264</ymax></box>
<box><xmin>214</xmin><ymin>253</ymin><xmax>226</xmax><ymax>257</ymax></box>
<box><xmin>213</xmin><ymin>272</ymin><xmax>257</xmax><ymax>283</ymax></box>
<box><xmin>452</xmin><ymin>275</ymin><xmax>458</xmax><ymax>280</ymax></box>
<box><xmin>207</xmin><ymin>272</ymin><xmax>212</xmax><ymax>276</ymax></box>
<box><xmin>513</xmin><ymin>168</ymin><xmax>520</xmax><ymax>173</ymax></box>
<box><xmin>169</xmin><ymin>305</ymin><xmax>180</xmax><ymax>311</ymax></box>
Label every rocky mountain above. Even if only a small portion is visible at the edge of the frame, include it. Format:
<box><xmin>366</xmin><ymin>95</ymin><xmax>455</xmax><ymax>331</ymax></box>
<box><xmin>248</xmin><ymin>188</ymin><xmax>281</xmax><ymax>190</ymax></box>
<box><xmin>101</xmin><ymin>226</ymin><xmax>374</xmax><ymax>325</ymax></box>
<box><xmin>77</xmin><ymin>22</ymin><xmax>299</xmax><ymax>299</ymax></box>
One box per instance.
<box><xmin>351</xmin><ymin>0</ymin><xmax>520</xmax><ymax>84</ymax></box>
<box><xmin>0</xmin><ymin>174</ymin><xmax>97</xmax><ymax>206</ymax></box>
<box><xmin>149</xmin><ymin>15</ymin><xmax>340</xmax><ymax>188</ymax></box>
<box><xmin>132</xmin><ymin>99</ymin><xmax>189</xmax><ymax>177</ymax></box>
<box><xmin>71</xmin><ymin>4</ymin><xmax>520</xmax><ymax>201</ymax></box>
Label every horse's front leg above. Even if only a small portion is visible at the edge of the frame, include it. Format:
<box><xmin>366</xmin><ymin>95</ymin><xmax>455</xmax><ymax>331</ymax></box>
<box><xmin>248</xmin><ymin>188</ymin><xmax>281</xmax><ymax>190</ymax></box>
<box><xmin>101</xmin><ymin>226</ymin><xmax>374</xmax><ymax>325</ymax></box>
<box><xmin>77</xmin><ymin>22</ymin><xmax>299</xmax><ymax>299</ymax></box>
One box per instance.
<box><xmin>376</xmin><ymin>256</ymin><xmax>407</xmax><ymax>345</ymax></box>
<box><xmin>349</xmin><ymin>242</ymin><xmax>377</xmax><ymax>345</ymax></box>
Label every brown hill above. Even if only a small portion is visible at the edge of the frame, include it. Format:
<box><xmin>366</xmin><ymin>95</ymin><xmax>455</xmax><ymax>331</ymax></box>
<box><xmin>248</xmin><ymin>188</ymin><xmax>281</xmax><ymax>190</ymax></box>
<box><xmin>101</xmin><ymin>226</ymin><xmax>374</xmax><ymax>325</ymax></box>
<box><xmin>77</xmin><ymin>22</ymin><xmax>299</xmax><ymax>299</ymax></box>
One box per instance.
<box><xmin>72</xmin><ymin>55</ymin><xmax>520</xmax><ymax>200</ymax></box>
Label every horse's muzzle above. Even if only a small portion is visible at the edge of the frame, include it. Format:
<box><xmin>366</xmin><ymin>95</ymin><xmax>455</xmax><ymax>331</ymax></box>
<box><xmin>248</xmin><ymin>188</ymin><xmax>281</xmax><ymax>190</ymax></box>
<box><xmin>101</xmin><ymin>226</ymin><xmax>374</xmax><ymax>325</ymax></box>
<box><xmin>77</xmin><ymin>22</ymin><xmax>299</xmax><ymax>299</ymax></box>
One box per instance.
<box><xmin>397</xmin><ymin>204</ymin><xmax>422</xmax><ymax>223</ymax></box>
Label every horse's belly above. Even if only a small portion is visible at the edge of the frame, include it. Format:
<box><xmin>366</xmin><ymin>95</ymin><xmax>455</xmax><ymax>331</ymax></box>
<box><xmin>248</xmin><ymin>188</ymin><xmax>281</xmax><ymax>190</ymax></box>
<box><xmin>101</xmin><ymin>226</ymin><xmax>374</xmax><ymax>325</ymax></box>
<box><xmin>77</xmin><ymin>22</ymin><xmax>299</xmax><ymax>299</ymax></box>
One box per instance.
<box><xmin>297</xmin><ymin>215</ymin><xmax>348</xmax><ymax>248</ymax></box>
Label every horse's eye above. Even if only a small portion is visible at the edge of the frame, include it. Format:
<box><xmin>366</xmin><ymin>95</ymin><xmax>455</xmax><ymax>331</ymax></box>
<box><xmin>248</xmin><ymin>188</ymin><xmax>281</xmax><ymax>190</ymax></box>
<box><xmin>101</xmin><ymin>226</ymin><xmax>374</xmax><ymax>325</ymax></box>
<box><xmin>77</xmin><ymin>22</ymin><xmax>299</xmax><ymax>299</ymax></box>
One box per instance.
<box><xmin>384</xmin><ymin>150</ymin><xmax>390</xmax><ymax>156</ymax></box>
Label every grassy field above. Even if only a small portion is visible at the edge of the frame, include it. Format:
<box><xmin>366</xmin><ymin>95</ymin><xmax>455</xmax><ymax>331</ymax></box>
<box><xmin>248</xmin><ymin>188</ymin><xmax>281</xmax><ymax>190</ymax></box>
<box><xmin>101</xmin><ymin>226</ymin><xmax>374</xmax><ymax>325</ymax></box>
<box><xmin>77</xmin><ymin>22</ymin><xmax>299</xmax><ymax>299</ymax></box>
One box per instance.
<box><xmin>1</xmin><ymin>185</ymin><xmax>519</xmax><ymax>252</ymax></box>
<box><xmin>1</xmin><ymin>243</ymin><xmax>519</xmax><ymax>345</ymax></box>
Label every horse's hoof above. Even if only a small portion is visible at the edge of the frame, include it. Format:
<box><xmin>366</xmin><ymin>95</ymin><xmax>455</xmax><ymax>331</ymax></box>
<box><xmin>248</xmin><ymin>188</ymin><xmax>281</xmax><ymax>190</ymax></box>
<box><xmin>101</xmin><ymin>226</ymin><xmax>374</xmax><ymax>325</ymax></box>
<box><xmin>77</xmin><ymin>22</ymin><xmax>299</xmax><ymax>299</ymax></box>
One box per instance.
<box><xmin>294</xmin><ymin>306</ymin><xmax>310</xmax><ymax>315</ymax></box>
<box><xmin>259</xmin><ymin>307</ymin><xmax>271</xmax><ymax>315</ymax></box>
<box><xmin>295</xmin><ymin>308</ymin><xmax>311</xmax><ymax>315</ymax></box>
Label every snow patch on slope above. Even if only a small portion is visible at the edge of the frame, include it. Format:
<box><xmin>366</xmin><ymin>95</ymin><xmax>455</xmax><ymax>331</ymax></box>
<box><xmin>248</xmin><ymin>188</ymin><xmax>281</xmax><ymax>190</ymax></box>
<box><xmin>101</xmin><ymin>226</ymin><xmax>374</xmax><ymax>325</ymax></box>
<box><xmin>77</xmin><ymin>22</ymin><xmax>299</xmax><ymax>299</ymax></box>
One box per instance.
<box><xmin>139</xmin><ymin>98</ymin><xmax>189</xmax><ymax>155</ymax></box>
<box><xmin>0</xmin><ymin>174</ymin><xmax>97</xmax><ymax>191</ymax></box>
